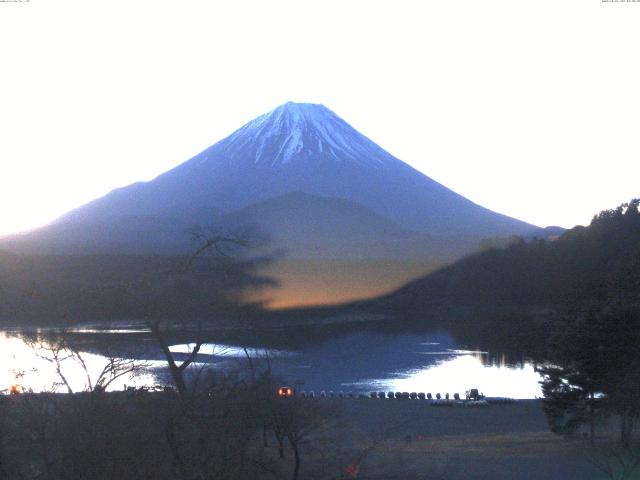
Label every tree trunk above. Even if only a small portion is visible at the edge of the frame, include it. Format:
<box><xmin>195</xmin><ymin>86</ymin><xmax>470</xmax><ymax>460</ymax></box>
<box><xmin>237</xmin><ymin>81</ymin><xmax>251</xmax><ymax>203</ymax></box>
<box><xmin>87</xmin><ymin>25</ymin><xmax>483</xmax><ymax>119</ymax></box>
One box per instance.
<box><xmin>263</xmin><ymin>423</ymin><xmax>269</xmax><ymax>448</ymax></box>
<box><xmin>39</xmin><ymin>433</ymin><xmax>53</xmax><ymax>480</ymax></box>
<box><xmin>621</xmin><ymin>411</ymin><xmax>631</xmax><ymax>448</ymax></box>
<box><xmin>277</xmin><ymin>436</ymin><xmax>285</xmax><ymax>459</ymax></box>
<box><xmin>291</xmin><ymin>439</ymin><xmax>301</xmax><ymax>480</ymax></box>
<box><xmin>149</xmin><ymin>321</ymin><xmax>201</xmax><ymax>398</ymax></box>
<box><xmin>589</xmin><ymin>392</ymin><xmax>595</xmax><ymax>445</ymax></box>
<box><xmin>624</xmin><ymin>414</ymin><xmax>634</xmax><ymax>447</ymax></box>
<box><xmin>165</xmin><ymin>417</ymin><xmax>190</xmax><ymax>480</ymax></box>
<box><xmin>169</xmin><ymin>364</ymin><xmax>188</xmax><ymax>397</ymax></box>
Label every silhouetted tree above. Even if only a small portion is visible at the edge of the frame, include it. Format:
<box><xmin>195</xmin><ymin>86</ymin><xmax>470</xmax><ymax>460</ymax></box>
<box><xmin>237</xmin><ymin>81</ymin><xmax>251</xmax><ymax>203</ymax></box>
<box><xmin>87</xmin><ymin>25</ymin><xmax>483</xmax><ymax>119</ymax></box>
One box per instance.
<box><xmin>540</xmin><ymin>307</ymin><xmax>640</xmax><ymax>446</ymax></box>
<box><xmin>146</xmin><ymin>232</ymin><xmax>275</xmax><ymax>397</ymax></box>
<box><xmin>22</xmin><ymin>330</ymin><xmax>144</xmax><ymax>393</ymax></box>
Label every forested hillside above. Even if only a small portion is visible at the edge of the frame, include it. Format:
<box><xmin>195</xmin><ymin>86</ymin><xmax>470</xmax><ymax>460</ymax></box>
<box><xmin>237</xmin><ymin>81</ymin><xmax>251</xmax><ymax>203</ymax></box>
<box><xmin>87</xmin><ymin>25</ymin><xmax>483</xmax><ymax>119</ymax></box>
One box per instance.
<box><xmin>374</xmin><ymin>199</ymin><xmax>640</xmax><ymax>315</ymax></box>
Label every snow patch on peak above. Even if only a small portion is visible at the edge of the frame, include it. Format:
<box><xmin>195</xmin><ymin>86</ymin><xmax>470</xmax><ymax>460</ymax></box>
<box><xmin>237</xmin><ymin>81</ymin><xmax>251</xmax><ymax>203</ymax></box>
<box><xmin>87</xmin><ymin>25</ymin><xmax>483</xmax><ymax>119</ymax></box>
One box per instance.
<box><xmin>274</xmin><ymin>126</ymin><xmax>304</xmax><ymax>166</ymax></box>
<box><xmin>215</xmin><ymin>101</ymin><xmax>401</xmax><ymax>171</ymax></box>
<box><xmin>221</xmin><ymin>102</ymin><xmax>391</xmax><ymax>168</ymax></box>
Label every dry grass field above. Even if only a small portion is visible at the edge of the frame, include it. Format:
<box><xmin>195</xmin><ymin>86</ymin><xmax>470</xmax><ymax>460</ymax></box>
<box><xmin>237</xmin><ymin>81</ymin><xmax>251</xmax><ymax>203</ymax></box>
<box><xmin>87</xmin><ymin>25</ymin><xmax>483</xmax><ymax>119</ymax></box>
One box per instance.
<box><xmin>271</xmin><ymin>399</ymin><xmax>605</xmax><ymax>480</ymax></box>
<box><xmin>0</xmin><ymin>393</ymin><xmax>616</xmax><ymax>479</ymax></box>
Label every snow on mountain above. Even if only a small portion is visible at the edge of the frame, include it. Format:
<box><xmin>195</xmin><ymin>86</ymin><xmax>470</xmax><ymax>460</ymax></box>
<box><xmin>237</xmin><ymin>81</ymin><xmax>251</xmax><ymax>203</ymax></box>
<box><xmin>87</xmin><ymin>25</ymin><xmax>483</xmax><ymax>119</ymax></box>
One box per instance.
<box><xmin>221</xmin><ymin>102</ymin><xmax>389</xmax><ymax>167</ymax></box>
<box><xmin>52</xmin><ymin>101</ymin><xmax>535</xmax><ymax>240</ymax></box>
<box><xmin>4</xmin><ymin>101</ymin><xmax>541</xmax><ymax>255</ymax></box>
<box><xmin>0</xmin><ymin>102</ymin><xmax>545</xmax><ymax>306</ymax></box>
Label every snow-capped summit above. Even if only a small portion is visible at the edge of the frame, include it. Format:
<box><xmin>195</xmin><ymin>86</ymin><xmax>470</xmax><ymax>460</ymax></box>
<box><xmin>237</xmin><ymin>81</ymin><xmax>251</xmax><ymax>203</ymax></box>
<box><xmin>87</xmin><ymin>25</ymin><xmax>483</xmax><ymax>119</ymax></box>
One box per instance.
<box><xmin>95</xmin><ymin>101</ymin><xmax>531</xmax><ymax>237</ymax></box>
<box><xmin>1</xmin><ymin>101</ymin><xmax>543</xmax><ymax>306</ymax></box>
<box><xmin>7</xmin><ymin>101</ymin><xmax>539</xmax><ymax>250</ymax></box>
<box><xmin>222</xmin><ymin>102</ymin><xmax>391</xmax><ymax>168</ymax></box>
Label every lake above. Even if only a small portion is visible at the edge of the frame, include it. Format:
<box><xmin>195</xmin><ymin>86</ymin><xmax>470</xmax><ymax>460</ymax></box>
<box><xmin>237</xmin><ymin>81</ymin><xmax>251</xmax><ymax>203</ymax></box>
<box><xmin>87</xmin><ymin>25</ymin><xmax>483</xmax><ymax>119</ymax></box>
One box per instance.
<box><xmin>0</xmin><ymin>327</ymin><xmax>543</xmax><ymax>398</ymax></box>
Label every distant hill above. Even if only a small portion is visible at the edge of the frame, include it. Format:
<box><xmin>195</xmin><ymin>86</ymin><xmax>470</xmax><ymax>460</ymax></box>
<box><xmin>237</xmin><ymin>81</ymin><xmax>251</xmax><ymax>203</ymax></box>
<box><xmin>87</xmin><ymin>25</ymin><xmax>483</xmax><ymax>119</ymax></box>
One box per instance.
<box><xmin>368</xmin><ymin>199</ymin><xmax>640</xmax><ymax>316</ymax></box>
<box><xmin>219</xmin><ymin>191</ymin><xmax>476</xmax><ymax>261</ymax></box>
<box><xmin>1</xmin><ymin>102</ymin><xmax>545</xmax><ymax>307</ymax></box>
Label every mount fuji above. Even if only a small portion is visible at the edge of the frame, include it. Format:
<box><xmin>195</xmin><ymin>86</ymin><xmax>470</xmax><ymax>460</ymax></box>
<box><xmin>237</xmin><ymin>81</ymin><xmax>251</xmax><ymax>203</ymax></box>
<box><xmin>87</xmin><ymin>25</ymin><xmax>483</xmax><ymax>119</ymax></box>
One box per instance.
<box><xmin>2</xmin><ymin>102</ymin><xmax>541</xmax><ymax>306</ymax></box>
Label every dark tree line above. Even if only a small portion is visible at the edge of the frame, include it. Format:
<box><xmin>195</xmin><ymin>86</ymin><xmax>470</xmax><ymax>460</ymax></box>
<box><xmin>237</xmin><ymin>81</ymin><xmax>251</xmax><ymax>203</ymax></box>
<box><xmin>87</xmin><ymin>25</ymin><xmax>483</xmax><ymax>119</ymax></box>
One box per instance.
<box><xmin>522</xmin><ymin>201</ymin><xmax>640</xmax><ymax>478</ymax></box>
<box><xmin>0</xmin><ymin>248</ymin><xmax>275</xmax><ymax>325</ymax></box>
<box><xmin>539</xmin><ymin>307</ymin><xmax>640</xmax><ymax>443</ymax></box>
<box><xmin>382</xmin><ymin>198</ymin><xmax>640</xmax><ymax>312</ymax></box>
<box><xmin>0</xmin><ymin>327</ymin><xmax>333</xmax><ymax>480</ymax></box>
<box><xmin>0</xmin><ymin>376</ymin><xmax>330</xmax><ymax>480</ymax></box>
<box><xmin>537</xmin><ymin>306</ymin><xmax>640</xmax><ymax>479</ymax></box>
<box><xmin>364</xmin><ymin>198</ymin><xmax>640</xmax><ymax>477</ymax></box>
<box><xmin>367</xmin><ymin>199</ymin><xmax>640</xmax><ymax>358</ymax></box>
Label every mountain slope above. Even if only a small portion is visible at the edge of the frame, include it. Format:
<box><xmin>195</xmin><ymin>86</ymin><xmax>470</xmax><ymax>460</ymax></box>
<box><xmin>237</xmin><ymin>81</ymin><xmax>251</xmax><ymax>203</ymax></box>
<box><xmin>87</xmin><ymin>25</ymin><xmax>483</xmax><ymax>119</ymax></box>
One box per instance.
<box><xmin>55</xmin><ymin>102</ymin><xmax>537</xmax><ymax>239</ymax></box>
<box><xmin>368</xmin><ymin>199</ymin><xmax>640</xmax><ymax>314</ymax></box>
<box><xmin>220</xmin><ymin>191</ymin><xmax>473</xmax><ymax>261</ymax></box>
<box><xmin>0</xmin><ymin>214</ymin><xmax>207</xmax><ymax>255</ymax></box>
<box><xmin>1</xmin><ymin>102</ymin><xmax>543</xmax><ymax>307</ymax></box>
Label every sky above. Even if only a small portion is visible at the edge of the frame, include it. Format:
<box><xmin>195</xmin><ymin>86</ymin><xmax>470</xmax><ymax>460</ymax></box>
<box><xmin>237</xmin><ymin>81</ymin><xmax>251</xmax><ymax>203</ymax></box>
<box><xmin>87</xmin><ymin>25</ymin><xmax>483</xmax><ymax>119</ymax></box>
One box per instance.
<box><xmin>1</xmin><ymin>0</ymin><xmax>639</xmax><ymax>236</ymax></box>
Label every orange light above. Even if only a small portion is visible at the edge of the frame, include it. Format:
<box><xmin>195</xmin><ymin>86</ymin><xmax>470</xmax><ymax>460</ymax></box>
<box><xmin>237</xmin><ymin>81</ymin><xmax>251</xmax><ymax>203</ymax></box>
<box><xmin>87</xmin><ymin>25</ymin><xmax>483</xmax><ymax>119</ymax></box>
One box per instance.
<box><xmin>10</xmin><ymin>384</ymin><xmax>22</xmax><ymax>395</ymax></box>
<box><xmin>277</xmin><ymin>386</ymin><xmax>294</xmax><ymax>398</ymax></box>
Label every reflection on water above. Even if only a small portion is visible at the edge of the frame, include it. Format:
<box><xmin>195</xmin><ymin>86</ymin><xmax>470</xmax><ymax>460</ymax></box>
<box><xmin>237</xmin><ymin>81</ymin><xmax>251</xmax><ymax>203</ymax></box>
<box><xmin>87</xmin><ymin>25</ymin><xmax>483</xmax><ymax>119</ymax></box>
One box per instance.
<box><xmin>416</xmin><ymin>349</ymin><xmax>488</xmax><ymax>355</ymax></box>
<box><xmin>0</xmin><ymin>329</ymin><xmax>543</xmax><ymax>398</ymax></box>
<box><xmin>71</xmin><ymin>328</ymin><xmax>152</xmax><ymax>335</ymax></box>
<box><xmin>0</xmin><ymin>331</ymin><xmax>159</xmax><ymax>393</ymax></box>
<box><xmin>227</xmin><ymin>332</ymin><xmax>543</xmax><ymax>399</ymax></box>
<box><xmin>362</xmin><ymin>354</ymin><xmax>541</xmax><ymax>399</ymax></box>
<box><xmin>169</xmin><ymin>343</ymin><xmax>296</xmax><ymax>358</ymax></box>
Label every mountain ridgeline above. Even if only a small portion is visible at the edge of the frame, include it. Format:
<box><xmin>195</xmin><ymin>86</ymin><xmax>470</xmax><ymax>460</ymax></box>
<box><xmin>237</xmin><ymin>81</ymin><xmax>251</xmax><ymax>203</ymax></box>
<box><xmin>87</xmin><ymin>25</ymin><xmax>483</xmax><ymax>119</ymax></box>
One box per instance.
<box><xmin>54</xmin><ymin>102</ymin><xmax>536</xmax><ymax>239</ymax></box>
<box><xmin>1</xmin><ymin>102</ymin><xmax>544</xmax><ymax>309</ymax></box>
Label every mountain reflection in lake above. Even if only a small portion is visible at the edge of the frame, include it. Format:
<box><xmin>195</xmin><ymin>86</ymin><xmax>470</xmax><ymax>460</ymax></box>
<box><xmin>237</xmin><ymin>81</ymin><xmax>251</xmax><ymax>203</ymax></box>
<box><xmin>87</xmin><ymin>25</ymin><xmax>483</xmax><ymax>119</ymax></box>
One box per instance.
<box><xmin>0</xmin><ymin>329</ymin><xmax>543</xmax><ymax>398</ymax></box>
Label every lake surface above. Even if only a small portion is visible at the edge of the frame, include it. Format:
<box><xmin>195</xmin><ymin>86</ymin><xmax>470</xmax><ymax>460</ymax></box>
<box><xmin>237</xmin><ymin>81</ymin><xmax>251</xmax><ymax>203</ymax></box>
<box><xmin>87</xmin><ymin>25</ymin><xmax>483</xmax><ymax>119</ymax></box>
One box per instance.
<box><xmin>0</xmin><ymin>328</ymin><xmax>543</xmax><ymax>398</ymax></box>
